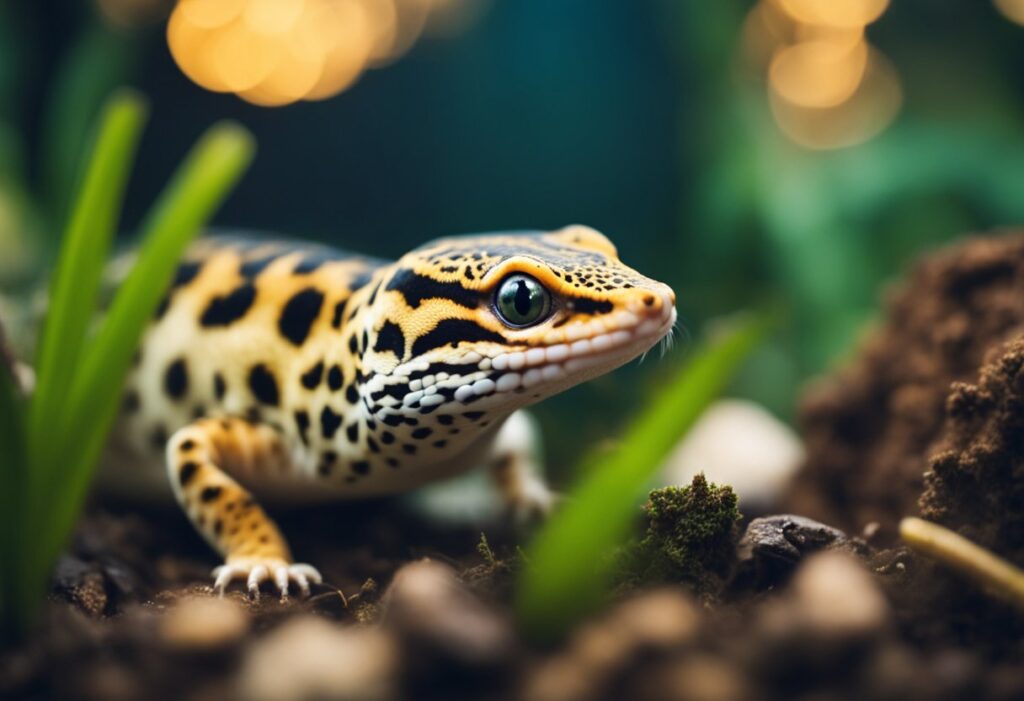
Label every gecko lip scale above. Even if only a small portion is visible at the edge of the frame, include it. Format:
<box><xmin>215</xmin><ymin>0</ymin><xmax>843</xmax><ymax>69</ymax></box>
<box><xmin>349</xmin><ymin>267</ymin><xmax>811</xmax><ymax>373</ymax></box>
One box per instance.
<box><xmin>450</xmin><ymin>303</ymin><xmax>678</xmax><ymax>401</ymax></box>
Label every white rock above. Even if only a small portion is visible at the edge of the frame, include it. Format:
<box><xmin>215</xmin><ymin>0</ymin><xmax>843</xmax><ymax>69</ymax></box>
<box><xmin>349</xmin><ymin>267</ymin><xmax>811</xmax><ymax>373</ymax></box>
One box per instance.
<box><xmin>659</xmin><ymin>399</ymin><xmax>804</xmax><ymax>509</ymax></box>
<box><xmin>160</xmin><ymin>596</ymin><xmax>250</xmax><ymax>649</ymax></box>
<box><xmin>237</xmin><ymin>617</ymin><xmax>397</xmax><ymax>701</ymax></box>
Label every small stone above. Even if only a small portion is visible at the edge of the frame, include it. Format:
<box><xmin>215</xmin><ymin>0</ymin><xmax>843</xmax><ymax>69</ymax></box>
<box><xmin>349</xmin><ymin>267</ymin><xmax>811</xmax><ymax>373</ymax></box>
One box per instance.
<box><xmin>237</xmin><ymin>617</ymin><xmax>397</xmax><ymax>701</ymax></box>
<box><xmin>638</xmin><ymin>654</ymin><xmax>750</xmax><ymax>701</ymax></box>
<box><xmin>659</xmin><ymin>399</ymin><xmax>804</xmax><ymax>509</ymax></box>
<box><xmin>737</xmin><ymin>514</ymin><xmax>868</xmax><ymax>589</ymax></box>
<box><xmin>790</xmin><ymin>551</ymin><xmax>888</xmax><ymax>638</ymax></box>
<box><xmin>608</xmin><ymin>589</ymin><xmax>701</xmax><ymax>648</ymax></box>
<box><xmin>381</xmin><ymin>559</ymin><xmax>515</xmax><ymax>668</ymax></box>
<box><xmin>525</xmin><ymin>589</ymin><xmax>701</xmax><ymax>701</ymax></box>
<box><xmin>160</xmin><ymin>596</ymin><xmax>249</xmax><ymax>649</ymax></box>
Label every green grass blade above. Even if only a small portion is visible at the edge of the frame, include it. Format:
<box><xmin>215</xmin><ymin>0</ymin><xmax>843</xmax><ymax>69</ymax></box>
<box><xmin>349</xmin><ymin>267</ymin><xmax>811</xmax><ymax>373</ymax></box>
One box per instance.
<box><xmin>27</xmin><ymin>92</ymin><xmax>147</xmax><ymax>477</ymax></box>
<box><xmin>37</xmin><ymin>122</ymin><xmax>255</xmax><ymax>570</ymax></box>
<box><xmin>515</xmin><ymin>313</ymin><xmax>771</xmax><ymax>640</ymax></box>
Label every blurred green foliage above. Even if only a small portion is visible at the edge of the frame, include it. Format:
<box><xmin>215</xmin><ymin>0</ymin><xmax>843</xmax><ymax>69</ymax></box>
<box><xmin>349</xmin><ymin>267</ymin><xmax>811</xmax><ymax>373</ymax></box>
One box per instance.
<box><xmin>667</xmin><ymin>0</ymin><xmax>1024</xmax><ymax>419</ymax></box>
<box><xmin>0</xmin><ymin>92</ymin><xmax>253</xmax><ymax>638</ymax></box>
<box><xmin>517</xmin><ymin>313</ymin><xmax>769</xmax><ymax>640</ymax></box>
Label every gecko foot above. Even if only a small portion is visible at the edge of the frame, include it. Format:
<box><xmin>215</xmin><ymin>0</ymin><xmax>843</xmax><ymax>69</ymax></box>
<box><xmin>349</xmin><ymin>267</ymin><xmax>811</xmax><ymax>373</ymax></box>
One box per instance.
<box><xmin>212</xmin><ymin>558</ymin><xmax>322</xmax><ymax>601</ymax></box>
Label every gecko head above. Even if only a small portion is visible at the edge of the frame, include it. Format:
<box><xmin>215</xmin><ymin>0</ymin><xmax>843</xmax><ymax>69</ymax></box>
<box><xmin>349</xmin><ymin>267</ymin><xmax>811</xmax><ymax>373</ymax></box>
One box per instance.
<box><xmin>359</xmin><ymin>225</ymin><xmax>676</xmax><ymax>426</ymax></box>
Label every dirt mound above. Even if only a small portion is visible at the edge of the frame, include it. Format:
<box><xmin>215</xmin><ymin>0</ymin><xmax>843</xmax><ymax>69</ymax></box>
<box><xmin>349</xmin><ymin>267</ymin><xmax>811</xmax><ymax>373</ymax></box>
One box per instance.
<box><xmin>788</xmin><ymin>232</ymin><xmax>1024</xmax><ymax>538</ymax></box>
<box><xmin>921</xmin><ymin>337</ymin><xmax>1024</xmax><ymax>566</ymax></box>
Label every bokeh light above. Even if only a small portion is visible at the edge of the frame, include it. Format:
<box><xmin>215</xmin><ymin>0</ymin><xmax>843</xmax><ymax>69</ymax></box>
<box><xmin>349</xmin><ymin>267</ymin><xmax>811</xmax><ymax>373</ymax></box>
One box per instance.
<box><xmin>776</xmin><ymin>0</ymin><xmax>889</xmax><ymax>29</ymax></box>
<box><xmin>167</xmin><ymin>0</ymin><xmax>485</xmax><ymax>106</ymax></box>
<box><xmin>744</xmin><ymin>0</ymin><xmax>900</xmax><ymax>150</ymax></box>
<box><xmin>993</xmin><ymin>0</ymin><xmax>1024</xmax><ymax>26</ymax></box>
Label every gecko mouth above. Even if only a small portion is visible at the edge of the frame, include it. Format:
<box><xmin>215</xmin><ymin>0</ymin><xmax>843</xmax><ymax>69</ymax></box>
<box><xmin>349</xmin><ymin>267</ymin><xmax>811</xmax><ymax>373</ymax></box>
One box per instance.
<box><xmin>367</xmin><ymin>298</ymin><xmax>676</xmax><ymax>416</ymax></box>
<box><xmin>454</xmin><ymin>304</ymin><xmax>678</xmax><ymax>401</ymax></box>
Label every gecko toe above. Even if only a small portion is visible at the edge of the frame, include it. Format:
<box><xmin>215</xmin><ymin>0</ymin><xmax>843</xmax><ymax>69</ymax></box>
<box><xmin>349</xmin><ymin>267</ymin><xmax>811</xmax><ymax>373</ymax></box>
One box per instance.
<box><xmin>247</xmin><ymin>564</ymin><xmax>269</xmax><ymax>600</ymax></box>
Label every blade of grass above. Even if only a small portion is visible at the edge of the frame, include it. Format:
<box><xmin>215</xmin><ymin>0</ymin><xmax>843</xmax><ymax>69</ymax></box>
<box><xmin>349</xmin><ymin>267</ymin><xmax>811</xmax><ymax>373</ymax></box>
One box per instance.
<box><xmin>36</xmin><ymin>122</ymin><xmax>255</xmax><ymax>574</ymax></box>
<box><xmin>516</xmin><ymin>313</ymin><xmax>771</xmax><ymax>640</ymax></box>
<box><xmin>27</xmin><ymin>92</ymin><xmax>147</xmax><ymax>483</ymax></box>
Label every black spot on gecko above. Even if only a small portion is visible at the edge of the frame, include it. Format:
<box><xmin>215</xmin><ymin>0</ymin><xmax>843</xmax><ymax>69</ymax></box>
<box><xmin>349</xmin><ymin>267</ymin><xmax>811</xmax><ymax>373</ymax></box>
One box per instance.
<box><xmin>331</xmin><ymin>300</ymin><xmax>348</xmax><ymax>329</ymax></box>
<box><xmin>351</xmin><ymin>461</ymin><xmax>371</xmax><ymax>476</ymax></box>
<box><xmin>164</xmin><ymin>358</ymin><xmax>189</xmax><ymax>400</ymax></box>
<box><xmin>348</xmin><ymin>335</ymin><xmax>359</xmax><ymax>355</ymax></box>
<box><xmin>567</xmin><ymin>296</ymin><xmax>614</xmax><ymax>315</ymax></box>
<box><xmin>437</xmin><ymin>414</ymin><xmax>454</xmax><ymax>425</ymax></box>
<box><xmin>327</xmin><ymin>365</ymin><xmax>344</xmax><ymax>391</ymax></box>
<box><xmin>367</xmin><ymin>436</ymin><xmax>380</xmax><ymax>453</ymax></box>
<box><xmin>411</xmin><ymin>427</ymin><xmax>432</xmax><ymax>440</ymax></box>
<box><xmin>278</xmin><ymin>287</ymin><xmax>324</xmax><ymax>346</ymax></box>
<box><xmin>411</xmin><ymin>319</ymin><xmax>507</xmax><ymax>357</ymax></box>
<box><xmin>402</xmin><ymin>444</ymin><xmax>417</xmax><ymax>455</ymax></box>
<box><xmin>213</xmin><ymin>372</ymin><xmax>227</xmax><ymax>400</ymax></box>
<box><xmin>150</xmin><ymin>425</ymin><xmax>168</xmax><ymax>450</ymax></box>
<box><xmin>248</xmin><ymin>364</ymin><xmax>280</xmax><ymax>406</ymax></box>
<box><xmin>200</xmin><ymin>283</ymin><xmax>256</xmax><ymax>326</ymax></box>
<box><xmin>123</xmin><ymin>390</ymin><xmax>140</xmax><ymax>413</ymax></box>
<box><xmin>154</xmin><ymin>296</ymin><xmax>170</xmax><ymax>319</ymax></box>
<box><xmin>200</xmin><ymin>486</ymin><xmax>222</xmax><ymax>502</ymax></box>
<box><xmin>386</xmin><ymin>268</ymin><xmax>480</xmax><ymax>309</ymax></box>
<box><xmin>294</xmin><ymin>255</ymin><xmax>326</xmax><ymax>275</ymax></box>
<box><xmin>346</xmin><ymin>422</ymin><xmax>359</xmax><ymax>444</ymax></box>
<box><xmin>240</xmin><ymin>254</ymin><xmax>279</xmax><ymax>278</ymax></box>
<box><xmin>367</xmin><ymin>281</ymin><xmax>382</xmax><ymax>305</ymax></box>
<box><xmin>318</xmin><ymin>450</ymin><xmax>337</xmax><ymax>476</ymax></box>
<box><xmin>294</xmin><ymin>410</ymin><xmax>310</xmax><ymax>445</ymax></box>
<box><xmin>173</xmin><ymin>261</ymin><xmax>202</xmax><ymax>287</ymax></box>
<box><xmin>301</xmin><ymin>361</ymin><xmax>325</xmax><ymax>390</ymax></box>
<box><xmin>320</xmin><ymin>406</ymin><xmax>342</xmax><ymax>439</ymax></box>
<box><xmin>345</xmin><ymin>384</ymin><xmax>360</xmax><ymax>404</ymax></box>
<box><xmin>380</xmin><ymin>431</ymin><xmax>395</xmax><ymax>444</ymax></box>
<box><xmin>179</xmin><ymin>461</ymin><xmax>198</xmax><ymax>486</ymax></box>
<box><xmin>373</xmin><ymin>321</ymin><xmax>406</xmax><ymax>359</ymax></box>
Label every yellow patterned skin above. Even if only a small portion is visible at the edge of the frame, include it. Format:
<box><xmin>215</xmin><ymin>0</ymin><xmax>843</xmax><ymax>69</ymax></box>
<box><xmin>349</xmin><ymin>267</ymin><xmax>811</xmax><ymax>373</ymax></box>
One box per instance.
<box><xmin>106</xmin><ymin>225</ymin><xmax>676</xmax><ymax>597</ymax></box>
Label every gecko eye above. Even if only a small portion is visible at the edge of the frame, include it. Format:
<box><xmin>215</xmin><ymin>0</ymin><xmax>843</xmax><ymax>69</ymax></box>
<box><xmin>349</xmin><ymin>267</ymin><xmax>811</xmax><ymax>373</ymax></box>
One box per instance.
<box><xmin>495</xmin><ymin>274</ymin><xmax>552</xmax><ymax>327</ymax></box>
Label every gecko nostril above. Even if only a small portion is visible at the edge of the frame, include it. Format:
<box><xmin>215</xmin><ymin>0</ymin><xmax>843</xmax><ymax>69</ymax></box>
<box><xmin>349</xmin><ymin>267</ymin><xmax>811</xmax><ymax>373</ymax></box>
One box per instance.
<box><xmin>643</xmin><ymin>295</ymin><xmax>656</xmax><ymax>307</ymax></box>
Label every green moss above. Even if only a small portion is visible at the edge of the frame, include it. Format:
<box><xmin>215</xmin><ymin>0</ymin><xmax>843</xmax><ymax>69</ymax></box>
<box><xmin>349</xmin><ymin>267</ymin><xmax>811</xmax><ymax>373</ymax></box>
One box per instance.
<box><xmin>616</xmin><ymin>474</ymin><xmax>742</xmax><ymax>596</ymax></box>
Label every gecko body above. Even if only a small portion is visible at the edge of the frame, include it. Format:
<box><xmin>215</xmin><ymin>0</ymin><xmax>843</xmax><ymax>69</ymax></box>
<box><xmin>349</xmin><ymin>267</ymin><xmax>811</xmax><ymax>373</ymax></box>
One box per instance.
<box><xmin>106</xmin><ymin>225</ymin><xmax>676</xmax><ymax>596</ymax></box>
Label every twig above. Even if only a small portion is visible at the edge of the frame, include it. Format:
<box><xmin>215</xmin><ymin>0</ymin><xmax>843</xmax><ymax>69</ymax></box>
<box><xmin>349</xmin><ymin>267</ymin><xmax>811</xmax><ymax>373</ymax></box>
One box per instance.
<box><xmin>899</xmin><ymin>517</ymin><xmax>1024</xmax><ymax>611</ymax></box>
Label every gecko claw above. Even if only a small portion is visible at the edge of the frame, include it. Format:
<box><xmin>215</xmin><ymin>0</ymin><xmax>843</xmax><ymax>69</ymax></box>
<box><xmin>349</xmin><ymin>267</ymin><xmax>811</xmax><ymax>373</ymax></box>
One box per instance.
<box><xmin>209</xmin><ymin>559</ymin><xmax>322</xmax><ymax>601</ymax></box>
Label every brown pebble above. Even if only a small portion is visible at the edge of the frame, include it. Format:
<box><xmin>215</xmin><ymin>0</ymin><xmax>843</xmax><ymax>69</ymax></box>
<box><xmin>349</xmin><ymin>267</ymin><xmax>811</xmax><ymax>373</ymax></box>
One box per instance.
<box><xmin>160</xmin><ymin>596</ymin><xmax>250</xmax><ymax>649</ymax></box>
<box><xmin>236</xmin><ymin>616</ymin><xmax>396</xmax><ymax>701</ymax></box>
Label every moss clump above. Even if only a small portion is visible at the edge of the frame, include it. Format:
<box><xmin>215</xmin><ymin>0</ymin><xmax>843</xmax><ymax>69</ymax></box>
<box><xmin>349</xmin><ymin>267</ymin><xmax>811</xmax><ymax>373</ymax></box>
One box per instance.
<box><xmin>617</xmin><ymin>474</ymin><xmax>742</xmax><ymax>596</ymax></box>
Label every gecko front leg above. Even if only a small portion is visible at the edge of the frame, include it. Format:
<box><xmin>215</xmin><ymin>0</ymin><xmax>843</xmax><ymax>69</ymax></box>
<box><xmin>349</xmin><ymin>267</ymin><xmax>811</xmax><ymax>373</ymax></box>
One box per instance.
<box><xmin>166</xmin><ymin>417</ymin><xmax>321</xmax><ymax>599</ymax></box>
<box><xmin>488</xmin><ymin>411</ymin><xmax>557</xmax><ymax>522</ymax></box>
